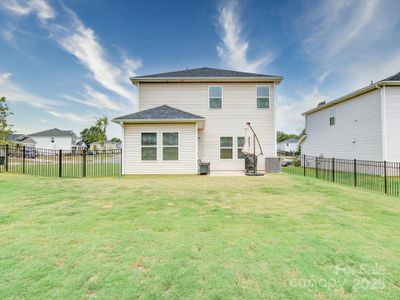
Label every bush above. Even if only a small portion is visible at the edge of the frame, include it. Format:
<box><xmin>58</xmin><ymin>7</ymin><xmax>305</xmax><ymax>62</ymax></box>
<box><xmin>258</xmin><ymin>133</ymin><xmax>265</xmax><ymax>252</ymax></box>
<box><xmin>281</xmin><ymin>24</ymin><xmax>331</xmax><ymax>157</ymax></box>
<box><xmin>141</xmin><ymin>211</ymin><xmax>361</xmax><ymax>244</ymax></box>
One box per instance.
<box><xmin>293</xmin><ymin>159</ymin><xmax>301</xmax><ymax>167</ymax></box>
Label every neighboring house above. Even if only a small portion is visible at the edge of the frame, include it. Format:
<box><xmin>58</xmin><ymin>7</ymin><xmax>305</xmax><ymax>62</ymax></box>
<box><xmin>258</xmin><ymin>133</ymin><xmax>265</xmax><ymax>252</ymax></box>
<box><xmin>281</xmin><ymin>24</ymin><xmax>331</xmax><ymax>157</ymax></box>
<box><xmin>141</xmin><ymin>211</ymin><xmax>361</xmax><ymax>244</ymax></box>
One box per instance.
<box><xmin>277</xmin><ymin>138</ymin><xmax>298</xmax><ymax>153</ymax></box>
<box><xmin>90</xmin><ymin>140</ymin><xmax>121</xmax><ymax>151</ymax></box>
<box><xmin>7</xmin><ymin>134</ymin><xmax>36</xmax><ymax>148</ymax></box>
<box><xmin>113</xmin><ymin>67</ymin><xmax>283</xmax><ymax>174</ymax></box>
<box><xmin>300</xmin><ymin>71</ymin><xmax>400</xmax><ymax>161</ymax></box>
<box><xmin>29</xmin><ymin>128</ymin><xmax>86</xmax><ymax>151</ymax></box>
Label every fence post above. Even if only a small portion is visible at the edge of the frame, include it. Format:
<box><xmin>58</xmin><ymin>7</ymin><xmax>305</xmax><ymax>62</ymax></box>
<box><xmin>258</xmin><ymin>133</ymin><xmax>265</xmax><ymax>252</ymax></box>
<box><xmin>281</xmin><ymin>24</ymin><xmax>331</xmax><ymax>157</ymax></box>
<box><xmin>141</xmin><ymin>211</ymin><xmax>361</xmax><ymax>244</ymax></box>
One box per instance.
<box><xmin>59</xmin><ymin>149</ymin><xmax>62</xmax><ymax>178</ymax></box>
<box><xmin>384</xmin><ymin>161</ymin><xmax>387</xmax><ymax>194</ymax></box>
<box><xmin>303</xmin><ymin>154</ymin><xmax>306</xmax><ymax>176</ymax></box>
<box><xmin>354</xmin><ymin>159</ymin><xmax>357</xmax><ymax>187</ymax></box>
<box><xmin>82</xmin><ymin>149</ymin><xmax>87</xmax><ymax>177</ymax></box>
<box><xmin>22</xmin><ymin>146</ymin><xmax>26</xmax><ymax>174</ymax></box>
<box><xmin>332</xmin><ymin>157</ymin><xmax>335</xmax><ymax>182</ymax></box>
<box><xmin>5</xmin><ymin>144</ymin><xmax>9</xmax><ymax>172</ymax></box>
<box><xmin>315</xmin><ymin>156</ymin><xmax>318</xmax><ymax>178</ymax></box>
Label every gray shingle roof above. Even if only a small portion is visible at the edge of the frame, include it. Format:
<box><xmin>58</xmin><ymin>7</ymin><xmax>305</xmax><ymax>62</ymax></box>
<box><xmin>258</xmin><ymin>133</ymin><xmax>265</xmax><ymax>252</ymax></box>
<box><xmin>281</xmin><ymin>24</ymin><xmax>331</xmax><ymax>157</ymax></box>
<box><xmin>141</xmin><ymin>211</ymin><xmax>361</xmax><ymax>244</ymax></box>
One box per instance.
<box><xmin>131</xmin><ymin>67</ymin><xmax>280</xmax><ymax>79</ymax></box>
<box><xmin>113</xmin><ymin>105</ymin><xmax>204</xmax><ymax>121</ymax></box>
<box><xmin>382</xmin><ymin>72</ymin><xmax>400</xmax><ymax>81</ymax></box>
<box><xmin>280</xmin><ymin>138</ymin><xmax>298</xmax><ymax>143</ymax></box>
<box><xmin>8</xmin><ymin>134</ymin><xmax>27</xmax><ymax>141</ymax></box>
<box><xmin>29</xmin><ymin>128</ymin><xmax>76</xmax><ymax>137</ymax></box>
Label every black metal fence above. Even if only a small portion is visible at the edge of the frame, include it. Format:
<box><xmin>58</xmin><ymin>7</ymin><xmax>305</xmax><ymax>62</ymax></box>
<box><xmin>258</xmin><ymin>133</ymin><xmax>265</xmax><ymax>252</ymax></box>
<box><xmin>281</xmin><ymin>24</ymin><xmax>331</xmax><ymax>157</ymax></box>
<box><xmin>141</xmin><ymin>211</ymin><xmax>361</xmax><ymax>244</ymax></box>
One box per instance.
<box><xmin>282</xmin><ymin>154</ymin><xmax>400</xmax><ymax>196</ymax></box>
<box><xmin>0</xmin><ymin>144</ymin><xmax>122</xmax><ymax>178</ymax></box>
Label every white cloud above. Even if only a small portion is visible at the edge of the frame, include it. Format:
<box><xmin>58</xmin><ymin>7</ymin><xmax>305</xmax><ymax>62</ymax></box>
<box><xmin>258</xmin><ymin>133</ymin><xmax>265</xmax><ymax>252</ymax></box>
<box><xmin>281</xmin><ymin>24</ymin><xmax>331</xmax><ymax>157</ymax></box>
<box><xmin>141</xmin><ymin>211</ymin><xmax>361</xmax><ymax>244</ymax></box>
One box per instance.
<box><xmin>0</xmin><ymin>72</ymin><xmax>61</xmax><ymax>108</ymax></box>
<box><xmin>216</xmin><ymin>0</ymin><xmax>274</xmax><ymax>72</ymax></box>
<box><xmin>277</xmin><ymin>0</ymin><xmax>400</xmax><ymax>133</ymax></box>
<box><xmin>47</xmin><ymin>110</ymin><xmax>87</xmax><ymax>123</ymax></box>
<box><xmin>46</xmin><ymin>7</ymin><xmax>139</xmax><ymax>102</ymax></box>
<box><xmin>0</xmin><ymin>0</ymin><xmax>55</xmax><ymax>21</ymax></box>
<box><xmin>1</xmin><ymin>0</ymin><xmax>140</xmax><ymax>108</ymax></box>
<box><xmin>63</xmin><ymin>85</ymin><xmax>125</xmax><ymax>111</ymax></box>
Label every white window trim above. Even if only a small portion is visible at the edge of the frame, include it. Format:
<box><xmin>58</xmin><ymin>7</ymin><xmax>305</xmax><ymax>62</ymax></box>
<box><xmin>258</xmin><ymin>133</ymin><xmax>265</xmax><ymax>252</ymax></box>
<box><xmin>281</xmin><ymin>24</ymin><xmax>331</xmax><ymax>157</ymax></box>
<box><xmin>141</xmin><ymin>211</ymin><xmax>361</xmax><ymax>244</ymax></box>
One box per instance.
<box><xmin>140</xmin><ymin>131</ymin><xmax>158</xmax><ymax>161</ymax></box>
<box><xmin>237</xmin><ymin>136</ymin><xmax>245</xmax><ymax>159</ymax></box>
<box><xmin>329</xmin><ymin>108</ymin><xmax>336</xmax><ymax>126</ymax></box>
<box><xmin>208</xmin><ymin>85</ymin><xmax>223</xmax><ymax>109</ymax></box>
<box><xmin>219</xmin><ymin>136</ymin><xmax>234</xmax><ymax>160</ymax></box>
<box><xmin>256</xmin><ymin>85</ymin><xmax>270</xmax><ymax>109</ymax></box>
<box><xmin>162</xmin><ymin>131</ymin><xmax>180</xmax><ymax>161</ymax></box>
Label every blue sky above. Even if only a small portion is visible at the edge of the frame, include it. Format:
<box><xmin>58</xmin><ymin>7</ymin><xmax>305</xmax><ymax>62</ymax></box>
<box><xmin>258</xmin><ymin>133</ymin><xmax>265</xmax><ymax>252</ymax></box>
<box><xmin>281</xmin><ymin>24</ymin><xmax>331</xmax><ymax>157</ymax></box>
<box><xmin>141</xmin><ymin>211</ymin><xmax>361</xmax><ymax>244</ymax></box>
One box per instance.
<box><xmin>1</xmin><ymin>0</ymin><xmax>400</xmax><ymax>138</ymax></box>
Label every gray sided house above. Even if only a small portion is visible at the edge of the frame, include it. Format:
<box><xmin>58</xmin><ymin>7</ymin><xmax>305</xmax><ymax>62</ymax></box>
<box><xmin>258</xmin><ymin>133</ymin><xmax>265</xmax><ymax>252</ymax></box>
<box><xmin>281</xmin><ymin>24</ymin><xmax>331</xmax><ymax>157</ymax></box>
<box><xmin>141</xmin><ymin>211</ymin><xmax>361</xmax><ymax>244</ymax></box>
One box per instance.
<box><xmin>113</xmin><ymin>67</ymin><xmax>283</xmax><ymax>175</ymax></box>
<box><xmin>300</xmin><ymin>72</ymin><xmax>400</xmax><ymax>162</ymax></box>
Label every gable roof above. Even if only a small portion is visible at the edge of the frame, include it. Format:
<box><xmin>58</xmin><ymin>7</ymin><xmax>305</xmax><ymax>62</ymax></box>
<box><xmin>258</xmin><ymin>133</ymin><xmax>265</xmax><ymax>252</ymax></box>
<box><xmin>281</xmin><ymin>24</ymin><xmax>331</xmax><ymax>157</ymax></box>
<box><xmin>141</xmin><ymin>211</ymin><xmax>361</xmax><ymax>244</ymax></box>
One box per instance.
<box><xmin>29</xmin><ymin>128</ymin><xmax>76</xmax><ymax>137</ymax></box>
<box><xmin>303</xmin><ymin>71</ymin><xmax>400</xmax><ymax>116</ymax></box>
<box><xmin>130</xmin><ymin>67</ymin><xmax>283</xmax><ymax>84</ymax></box>
<box><xmin>8</xmin><ymin>134</ymin><xmax>27</xmax><ymax>142</ymax></box>
<box><xmin>113</xmin><ymin>105</ymin><xmax>204</xmax><ymax>122</ymax></box>
<box><xmin>280</xmin><ymin>138</ymin><xmax>298</xmax><ymax>144</ymax></box>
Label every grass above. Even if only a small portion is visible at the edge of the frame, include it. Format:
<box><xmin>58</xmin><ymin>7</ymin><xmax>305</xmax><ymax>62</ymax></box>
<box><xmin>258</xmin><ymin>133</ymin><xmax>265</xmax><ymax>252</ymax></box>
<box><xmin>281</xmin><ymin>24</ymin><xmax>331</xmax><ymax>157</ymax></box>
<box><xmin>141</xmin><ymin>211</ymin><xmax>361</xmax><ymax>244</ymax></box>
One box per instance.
<box><xmin>0</xmin><ymin>173</ymin><xmax>399</xmax><ymax>299</ymax></box>
<box><xmin>283</xmin><ymin>166</ymin><xmax>400</xmax><ymax>196</ymax></box>
<box><xmin>4</xmin><ymin>162</ymin><xmax>121</xmax><ymax>178</ymax></box>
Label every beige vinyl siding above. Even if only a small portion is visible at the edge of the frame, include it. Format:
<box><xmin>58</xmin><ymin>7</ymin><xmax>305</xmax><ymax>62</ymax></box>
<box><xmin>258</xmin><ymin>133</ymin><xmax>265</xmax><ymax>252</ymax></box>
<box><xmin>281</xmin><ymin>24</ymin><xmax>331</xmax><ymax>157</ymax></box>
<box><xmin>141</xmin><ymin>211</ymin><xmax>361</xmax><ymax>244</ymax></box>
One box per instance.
<box><xmin>384</xmin><ymin>86</ymin><xmax>400</xmax><ymax>162</ymax></box>
<box><xmin>302</xmin><ymin>89</ymin><xmax>383</xmax><ymax>160</ymax></box>
<box><xmin>124</xmin><ymin>123</ymin><xmax>197</xmax><ymax>174</ymax></box>
<box><xmin>139</xmin><ymin>82</ymin><xmax>276</xmax><ymax>171</ymax></box>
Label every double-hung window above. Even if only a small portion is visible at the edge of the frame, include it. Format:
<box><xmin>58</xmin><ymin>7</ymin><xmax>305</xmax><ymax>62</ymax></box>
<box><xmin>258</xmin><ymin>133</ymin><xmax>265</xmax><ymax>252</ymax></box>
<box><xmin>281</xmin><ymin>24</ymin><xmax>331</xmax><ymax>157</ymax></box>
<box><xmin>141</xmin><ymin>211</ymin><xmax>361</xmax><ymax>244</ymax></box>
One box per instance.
<box><xmin>220</xmin><ymin>137</ymin><xmax>233</xmax><ymax>159</ymax></box>
<box><xmin>256</xmin><ymin>86</ymin><xmax>270</xmax><ymax>108</ymax></box>
<box><xmin>163</xmin><ymin>132</ymin><xmax>179</xmax><ymax>160</ymax></box>
<box><xmin>141</xmin><ymin>132</ymin><xmax>157</xmax><ymax>161</ymax></box>
<box><xmin>329</xmin><ymin>109</ymin><xmax>336</xmax><ymax>126</ymax></box>
<box><xmin>237</xmin><ymin>136</ymin><xmax>245</xmax><ymax>159</ymax></box>
<box><xmin>209</xmin><ymin>86</ymin><xmax>222</xmax><ymax>109</ymax></box>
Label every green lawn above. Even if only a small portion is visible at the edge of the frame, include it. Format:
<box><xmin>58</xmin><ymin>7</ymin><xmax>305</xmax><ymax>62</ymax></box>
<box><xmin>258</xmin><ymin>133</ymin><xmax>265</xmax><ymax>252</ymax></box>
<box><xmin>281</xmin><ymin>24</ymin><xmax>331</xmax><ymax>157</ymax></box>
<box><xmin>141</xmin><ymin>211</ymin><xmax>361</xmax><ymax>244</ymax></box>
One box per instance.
<box><xmin>0</xmin><ymin>173</ymin><xmax>399</xmax><ymax>299</ymax></box>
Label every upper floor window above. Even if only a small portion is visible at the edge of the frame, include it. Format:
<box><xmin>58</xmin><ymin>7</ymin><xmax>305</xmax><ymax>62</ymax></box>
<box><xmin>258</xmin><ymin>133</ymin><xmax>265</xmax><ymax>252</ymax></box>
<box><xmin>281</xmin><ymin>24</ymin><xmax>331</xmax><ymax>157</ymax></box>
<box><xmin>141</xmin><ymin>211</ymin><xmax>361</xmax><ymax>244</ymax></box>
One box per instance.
<box><xmin>329</xmin><ymin>109</ymin><xmax>336</xmax><ymax>126</ymax></box>
<box><xmin>256</xmin><ymin>86</ymin><xmax>269</xmax><ymax>108</ymax></box>
<box><xmin>209</xmin><ymin>86</ymin><xmax>222</xmax><ymax>109</ymax></box>
<box><xmin>163</xmin><ymin>132</ymin><xmax>179</xmax><ymax>160</ymax></box>
<box><xmin>141</xmin><ymin>132</ymin><xmax>157</xmax><ymax>161</ymax></box>
<box><xmin>220</xmin><ymin>137</ymin><xmax>233</xmax><ymax>159</ymax></box>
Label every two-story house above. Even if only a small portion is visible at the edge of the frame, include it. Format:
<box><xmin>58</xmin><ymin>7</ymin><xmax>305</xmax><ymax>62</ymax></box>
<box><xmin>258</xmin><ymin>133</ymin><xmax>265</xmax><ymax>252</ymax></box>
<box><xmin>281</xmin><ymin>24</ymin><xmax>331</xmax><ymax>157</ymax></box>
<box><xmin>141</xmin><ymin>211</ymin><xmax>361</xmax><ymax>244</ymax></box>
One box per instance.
<box><xmin>300</xmin><ymin>71</ymin><xmax>400</xmax><ymax>162</ymax></box>
<box><xmin>29</xmin><ymin>128</ymin><xmax>86</xmax><ymax>151</ymax></box>
<box><xmin>113</xmin><ymin>67</ymin><xmax>283</xmax><ymax>174</ymax></box>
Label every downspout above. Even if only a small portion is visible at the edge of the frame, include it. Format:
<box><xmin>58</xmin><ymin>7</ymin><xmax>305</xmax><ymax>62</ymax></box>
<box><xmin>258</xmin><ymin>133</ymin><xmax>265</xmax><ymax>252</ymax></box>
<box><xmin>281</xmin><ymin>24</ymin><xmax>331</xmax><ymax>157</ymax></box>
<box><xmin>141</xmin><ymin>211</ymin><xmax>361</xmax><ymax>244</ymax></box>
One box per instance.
<box><xmin>120</xmin><ymin>121</ymin><xmax>125</xmax><ymax>175</ymax></box>
<box><xmin>376</xmin><ymin>84</ymin><xmax>386</xmax><ymax>161</ymax></box>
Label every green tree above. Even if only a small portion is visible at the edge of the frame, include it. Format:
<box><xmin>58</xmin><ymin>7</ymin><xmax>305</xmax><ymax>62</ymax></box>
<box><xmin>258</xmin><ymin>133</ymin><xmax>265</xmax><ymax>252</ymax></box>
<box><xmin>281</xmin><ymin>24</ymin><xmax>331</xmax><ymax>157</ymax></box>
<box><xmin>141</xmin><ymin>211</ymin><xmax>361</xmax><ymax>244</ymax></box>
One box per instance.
<box><xmin>0</xmin><ymin>97</ymin><xmax>13</xmax><ymax>142</ymax></box>
<box><xmin>277</xmin><ymin>131</ymin><xmax>298</xmax><ymax>143</ymax></box>
<box><xmin>80</xmin><ymin>116</ymin><xmax>109</xmax><ymax>146</ymax></box>
<box><xmin>110</xmin><ymin>137</ymin><xmax>122</xmax><ymax>144</ymax></box>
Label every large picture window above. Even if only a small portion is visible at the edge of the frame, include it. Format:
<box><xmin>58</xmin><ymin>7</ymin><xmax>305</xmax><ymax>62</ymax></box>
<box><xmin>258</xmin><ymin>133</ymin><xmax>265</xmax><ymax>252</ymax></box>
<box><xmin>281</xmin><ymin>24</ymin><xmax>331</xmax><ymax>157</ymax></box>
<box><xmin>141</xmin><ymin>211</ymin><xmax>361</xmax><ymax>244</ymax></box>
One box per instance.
<box><xmin>141</xmin><ymin>132</ymin><xmax>157</xmax><ymax>161</ymax></box>
<box><xmin>220</xmin><ymin>137</ymin><xmax>233</xmax><ymax>159</ymax></box>
<box><xmin>163</xmin><ymin>132</ymin><xmax>179</xmax><ymax>160</ymax></box>
<box><xmin>209</xmin><ymin>86</ymin><xmax>222</xmax><ymax>109</ymax></box>
<box><xmin>256</xmin><ymin>86</ymin><xmax>270</xmax><ymax>108</ymax></box>
<box><xmin>237</xmin><ymin>136</ymin><xmax>245</xmax><ymax>159</ymax></box>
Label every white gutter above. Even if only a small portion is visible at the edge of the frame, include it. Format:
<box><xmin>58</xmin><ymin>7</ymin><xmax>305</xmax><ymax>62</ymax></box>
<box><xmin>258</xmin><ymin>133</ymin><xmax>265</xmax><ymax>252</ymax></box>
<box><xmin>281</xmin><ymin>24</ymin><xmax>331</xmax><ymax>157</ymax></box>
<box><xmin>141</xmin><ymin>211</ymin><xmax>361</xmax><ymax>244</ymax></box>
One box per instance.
<box><xmin>376</xmin><ymin>84</ymin><xmax>386</xmax><ymax>161</ymax></box>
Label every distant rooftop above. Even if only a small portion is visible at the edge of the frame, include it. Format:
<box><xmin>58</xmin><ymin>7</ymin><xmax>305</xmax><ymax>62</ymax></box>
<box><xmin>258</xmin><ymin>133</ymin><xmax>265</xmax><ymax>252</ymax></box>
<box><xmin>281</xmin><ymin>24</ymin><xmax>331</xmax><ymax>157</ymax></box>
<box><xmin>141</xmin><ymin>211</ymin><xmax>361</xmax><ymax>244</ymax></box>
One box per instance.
<box><xmin>29</xmin><ymin>128</ymin><xmax>76</xmax><ymax>137</ymax></box>
<box><xmin>280</xmin><ymin>138</ymin><xmax>298</xmax><ymax>143</ymax></box>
